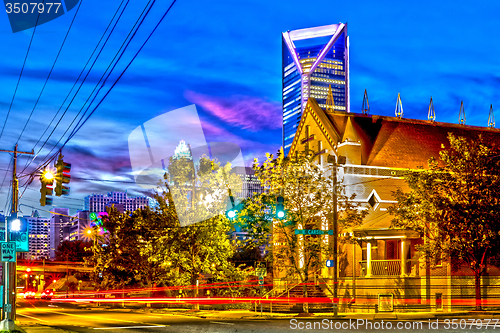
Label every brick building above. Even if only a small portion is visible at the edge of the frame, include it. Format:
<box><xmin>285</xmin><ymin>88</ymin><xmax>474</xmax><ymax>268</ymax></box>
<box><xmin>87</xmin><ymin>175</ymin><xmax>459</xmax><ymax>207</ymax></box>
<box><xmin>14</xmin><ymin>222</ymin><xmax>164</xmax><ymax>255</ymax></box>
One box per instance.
<box><xmin>280</xmin><ymin>97</ymin><xmax>500</xmax><ymax>312</ymax></box>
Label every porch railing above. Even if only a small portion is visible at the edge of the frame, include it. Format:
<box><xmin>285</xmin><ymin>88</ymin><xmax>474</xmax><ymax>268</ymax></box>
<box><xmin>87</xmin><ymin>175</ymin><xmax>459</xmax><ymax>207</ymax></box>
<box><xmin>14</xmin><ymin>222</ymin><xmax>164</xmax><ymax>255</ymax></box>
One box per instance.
<box><xmin>360</xmin><ymin>260</ymin><xmax>401</xmax><ymax>277</ymax></box>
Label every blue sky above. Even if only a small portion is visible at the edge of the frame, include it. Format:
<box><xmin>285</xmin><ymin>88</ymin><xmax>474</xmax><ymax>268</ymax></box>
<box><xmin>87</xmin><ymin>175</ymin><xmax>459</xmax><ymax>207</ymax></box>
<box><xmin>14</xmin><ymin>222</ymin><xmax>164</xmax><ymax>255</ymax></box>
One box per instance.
<box><xmin>0</xmin><ymin>0</ymin><xmax>499</xmax><ymax>215</ymax></box>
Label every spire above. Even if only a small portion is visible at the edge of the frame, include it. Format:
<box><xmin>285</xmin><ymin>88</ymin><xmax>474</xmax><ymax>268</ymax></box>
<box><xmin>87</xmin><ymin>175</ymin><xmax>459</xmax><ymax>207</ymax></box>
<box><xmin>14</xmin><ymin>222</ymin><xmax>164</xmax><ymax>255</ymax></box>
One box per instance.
<box><xmin>362</xmin><ymin>89</ymin><xmax>369</xmax><ymax>114</ymax></box>
<box><xmin>395</xmin><ymin>93</ymin><xmax>403</xmax><ymax>118</ymax></box>
<box><xmin>458</xmin><ymin>101</ymin><xmax>466</xmax><ymax>125</ymax></box>
<box><xmin>325</xmin><ymin>84</ymin><xmax>335</xmax><ymax>112</ymax></box>
<box><xmin>428</xmin><ymin>97</ymin><xmax>435</xmax><ymax>121</ymax></box>
<box><xmin>488</xmin><ymin>104</ymin><xmax>495</xmax><ymax>128</ymax></box>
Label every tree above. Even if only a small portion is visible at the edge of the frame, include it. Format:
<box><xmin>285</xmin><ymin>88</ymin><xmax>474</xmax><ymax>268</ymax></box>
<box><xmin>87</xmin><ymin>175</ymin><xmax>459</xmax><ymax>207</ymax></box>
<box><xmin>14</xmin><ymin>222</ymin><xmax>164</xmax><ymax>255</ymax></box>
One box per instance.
<box><xmin>389</xmin><ymin>134</ymin><xmax>500</xmax><ymax>310</ymax></box>
<box><xmin>239</xmin><ymin>149</ymin><xmax>366</xmax><ymax>312</ymax></box>
<box><xmin>55</xmin><ymin>240</ymin><xmax>92</xmax><ymax>262</ymax></box>
<box><xmin>86</xmin><ymin>155</ymin><xmax>251</xmax><ymax>306</ymax></box>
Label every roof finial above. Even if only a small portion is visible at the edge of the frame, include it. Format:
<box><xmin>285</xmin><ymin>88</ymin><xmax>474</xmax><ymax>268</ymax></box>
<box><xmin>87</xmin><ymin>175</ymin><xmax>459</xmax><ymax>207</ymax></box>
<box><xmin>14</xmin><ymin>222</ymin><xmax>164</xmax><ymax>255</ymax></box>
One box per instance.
<box><xmin>326</xmin><ymin>84</ymin><xmax>335</xmax><ymax>112</ymax></box>
<box><xmin>488</xmin><ymin>104</ymin><xmax>495</xmax><ymax>128</ymax></box>
<box><xmin>362</xmin><ymin>89</ymin><xmax>369</xmax><ymax>115</ymax></box>
<box><xmin>428</xmin><ymin>96</ymin><xmax>435</xmax><ymax>121</ymax></box>
<box><xmin>395</xmin><ymin>92</ymin><xmax>403</xmax><ymax>118</ymax></box>
<box><xmin>459</xmin><ymin>100</ymin><xmax>466</xmax><ymax>125</ymax></box>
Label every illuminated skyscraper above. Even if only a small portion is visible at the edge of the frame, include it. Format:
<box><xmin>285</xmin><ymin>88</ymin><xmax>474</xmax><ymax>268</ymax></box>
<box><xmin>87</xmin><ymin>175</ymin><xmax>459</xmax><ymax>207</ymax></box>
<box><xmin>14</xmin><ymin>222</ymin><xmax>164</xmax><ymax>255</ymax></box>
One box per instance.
<box><xmin>282</xmin><ymin>23</ymin><xmax>350</xmax><ymax>154</ymax></box>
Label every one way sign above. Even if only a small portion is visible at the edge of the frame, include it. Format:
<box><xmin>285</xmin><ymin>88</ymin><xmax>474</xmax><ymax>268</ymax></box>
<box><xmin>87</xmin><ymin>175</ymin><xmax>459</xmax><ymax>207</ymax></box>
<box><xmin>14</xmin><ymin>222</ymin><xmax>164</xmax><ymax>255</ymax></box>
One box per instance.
<box><xmin>1</xmin><ymin>242</ymin><xmax>16</xmax><ymax>262</ymax></box>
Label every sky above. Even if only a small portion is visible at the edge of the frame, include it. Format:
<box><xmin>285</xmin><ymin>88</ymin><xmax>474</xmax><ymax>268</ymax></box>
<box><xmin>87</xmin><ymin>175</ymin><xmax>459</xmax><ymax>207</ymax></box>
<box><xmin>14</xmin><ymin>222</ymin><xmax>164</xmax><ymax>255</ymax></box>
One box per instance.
<box><xmin>0</xmin><ymin>0</ymin><xmax>499</xmax><ymax>216</ymax></box>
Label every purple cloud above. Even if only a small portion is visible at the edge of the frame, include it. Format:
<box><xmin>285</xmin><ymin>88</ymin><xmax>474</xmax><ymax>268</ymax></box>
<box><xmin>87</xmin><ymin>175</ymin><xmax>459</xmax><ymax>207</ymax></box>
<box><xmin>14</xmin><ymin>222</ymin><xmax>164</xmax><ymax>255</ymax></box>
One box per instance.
<box><xmin>185</xmin><ymin>90</ymin><xmax>282</xmax><ymax>131</ymax></box>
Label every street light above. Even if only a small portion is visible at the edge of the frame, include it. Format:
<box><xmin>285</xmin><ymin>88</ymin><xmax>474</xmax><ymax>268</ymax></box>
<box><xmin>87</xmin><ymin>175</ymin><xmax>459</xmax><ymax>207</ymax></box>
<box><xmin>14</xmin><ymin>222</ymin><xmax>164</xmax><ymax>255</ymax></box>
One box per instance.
<box><xmin>327</xmin><ymin>154</ymin><xmax>346</xmax><ymax>317</ymax></box>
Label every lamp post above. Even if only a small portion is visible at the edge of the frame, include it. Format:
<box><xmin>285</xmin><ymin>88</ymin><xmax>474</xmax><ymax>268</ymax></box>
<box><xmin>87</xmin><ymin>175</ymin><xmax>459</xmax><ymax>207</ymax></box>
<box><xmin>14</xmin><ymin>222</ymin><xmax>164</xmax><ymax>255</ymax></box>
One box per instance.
<box><xmin>327</xmin><ymin>154</ymin><xmax>346</xmax><ymax>317</ymax></box>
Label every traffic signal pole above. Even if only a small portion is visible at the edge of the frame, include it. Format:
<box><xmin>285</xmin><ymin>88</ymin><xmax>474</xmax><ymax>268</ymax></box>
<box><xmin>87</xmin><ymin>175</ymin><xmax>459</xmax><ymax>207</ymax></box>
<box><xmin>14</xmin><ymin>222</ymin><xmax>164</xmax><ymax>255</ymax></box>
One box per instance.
<box><xmin>0</xmin><ymin>145</ymin><xmax>34</xmax><ymax>327</ymax></box>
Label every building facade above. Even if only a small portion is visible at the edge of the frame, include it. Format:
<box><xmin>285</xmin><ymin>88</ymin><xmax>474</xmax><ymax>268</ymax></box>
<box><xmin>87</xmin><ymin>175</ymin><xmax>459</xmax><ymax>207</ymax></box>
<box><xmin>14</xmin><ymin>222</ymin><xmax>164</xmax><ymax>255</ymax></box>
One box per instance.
<box><xmin>49</xmin><ymin>207</ymin><xmax>71</xmax><ymax>260</ymax></box>
<box><xmin>280</xmin><ymin>97</ymin><xmax>500</xmax><ymax>312</ymax></box>
<box><xmin>232</xmin><ymin>166</ymin><xmax>264</xmax><ymax>199</ymax></box>
<box><xmin>84</xmin><ymin>191</ymin><xmax>150</xmax><ymax>213</ymax></box>
<box><xmin>25</xmin><ymin>210</ymin><xmax>50</xmax><ymax>260</ymax></box>
<box><xmin>282</xmin><ymin>23</ymin><xmax>349</xmax><ymax>154</ymax></box>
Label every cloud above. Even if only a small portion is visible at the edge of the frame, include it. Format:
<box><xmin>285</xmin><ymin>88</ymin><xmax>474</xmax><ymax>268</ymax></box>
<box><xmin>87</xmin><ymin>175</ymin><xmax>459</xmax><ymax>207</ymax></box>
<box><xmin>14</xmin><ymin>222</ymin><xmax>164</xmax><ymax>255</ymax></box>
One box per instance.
<box><xmin>185</xmin><ymin>90</ymin><xmax>282</xmax><ymax>131</ymax></box>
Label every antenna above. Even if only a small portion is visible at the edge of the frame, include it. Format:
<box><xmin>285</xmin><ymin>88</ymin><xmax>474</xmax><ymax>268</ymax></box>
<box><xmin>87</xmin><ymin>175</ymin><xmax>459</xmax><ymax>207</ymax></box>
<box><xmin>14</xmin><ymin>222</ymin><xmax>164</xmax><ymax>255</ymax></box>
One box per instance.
<box><xmin>458</xmin><ymin>101</ymin><xmax>466</xmax><ymax>125</ymax></box>
<box><xmin>395</xmin><ymin>93</ymin><xmax>403</xmax><ymax>118</ymax></box>
<box><xmin>488</xmin><ymin>104</ymin><xmax>495</xmax><ymax>128</ymax></box>
<box><xmin>362</xmin><ymin>89</ymin><xmax>369</xmax><ymax>114</ymax></box>
<box><xmin>428</xmin><ymin>97</ymin><xmax>435</xmax><ymax>121</ymax></box>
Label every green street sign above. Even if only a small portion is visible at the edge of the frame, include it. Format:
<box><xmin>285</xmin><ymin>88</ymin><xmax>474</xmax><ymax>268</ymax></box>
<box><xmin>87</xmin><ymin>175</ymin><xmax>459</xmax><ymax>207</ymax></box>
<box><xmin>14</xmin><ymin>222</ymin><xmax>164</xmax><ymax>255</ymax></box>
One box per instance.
<box><xmin>295</xmin><ymin>229</ymin><xmax>334</xmax><ymax>235</ymax></box>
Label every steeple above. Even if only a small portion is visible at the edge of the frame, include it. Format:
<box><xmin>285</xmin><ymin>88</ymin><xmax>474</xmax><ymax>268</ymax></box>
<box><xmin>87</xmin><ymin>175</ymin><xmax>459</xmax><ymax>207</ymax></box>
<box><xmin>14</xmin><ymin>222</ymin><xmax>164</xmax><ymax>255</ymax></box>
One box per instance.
<box><xmin>488</xmin><ymin>104</ymin><xmax>495</xmax><ymax>128</ymax></box>
<box><xmin>428</xmin><ymin>97</ymin><xmax>435</xmax><ymax>121</ymax></box>
<box><xmin>326</xmin><ymin>85</ymin><xmax>335</xmax><ymax>112</ymax></box>
<box><xmin>362</xmin><ymin>89</ymin><xmax>369</xmax><ymax>115</ymax></box>
<box><xmin>459</xmin><ymin>101</ymin><xmax>466</xmax><ymax>125</ymax></box>
<box><xmin>395</xmin><ymin>93</ymin><xmax>403</xmax><ymax>118</ymax></box>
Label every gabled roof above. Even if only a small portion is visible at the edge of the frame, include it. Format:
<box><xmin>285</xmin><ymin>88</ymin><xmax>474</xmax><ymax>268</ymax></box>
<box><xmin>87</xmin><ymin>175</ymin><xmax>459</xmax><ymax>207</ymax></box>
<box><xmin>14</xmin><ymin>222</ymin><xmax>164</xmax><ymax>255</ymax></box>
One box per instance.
<box><xmin>325</xmin><ymin>111</ymin><xmax>500</xmax><ymax>169</ymax></box>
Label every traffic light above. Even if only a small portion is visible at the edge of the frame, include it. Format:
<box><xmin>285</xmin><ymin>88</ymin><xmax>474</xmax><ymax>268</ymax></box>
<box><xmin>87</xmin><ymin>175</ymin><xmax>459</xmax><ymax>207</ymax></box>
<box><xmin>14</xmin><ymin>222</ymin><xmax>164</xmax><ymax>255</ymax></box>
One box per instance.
<box><xmin>40</xmin><ymin>170</ymin><xmax>54</xmax><ymax>206</ymax></box>
<box><xmin>276</xmin><ymin>196</ymin><xmax>285</xmax><ymax>219</ymax></box>
<box><xmin>226</xmin><ymin>195</ymin><xmax>237</xmax><ymax>220</ymax></box>
<box><xmin>55</xmin><ymin>154</ymin><xmax>71</xmax><ymax>196</ymax></box>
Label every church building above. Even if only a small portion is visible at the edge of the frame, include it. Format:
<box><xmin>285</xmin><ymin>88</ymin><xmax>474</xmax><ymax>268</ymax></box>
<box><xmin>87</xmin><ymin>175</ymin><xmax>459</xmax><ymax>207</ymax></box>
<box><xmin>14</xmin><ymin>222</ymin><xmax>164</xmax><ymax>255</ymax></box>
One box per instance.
<box><xmin>283</xmin><ymin>96</ymin><xmax>500</xmax><ymax>312</ymax></box>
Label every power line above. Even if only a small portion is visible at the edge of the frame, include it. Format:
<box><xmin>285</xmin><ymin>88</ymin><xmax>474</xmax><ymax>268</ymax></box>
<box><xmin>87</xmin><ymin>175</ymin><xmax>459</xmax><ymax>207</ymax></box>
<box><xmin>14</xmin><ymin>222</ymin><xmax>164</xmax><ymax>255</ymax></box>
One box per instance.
<box><xmin>15</xmin><ymin>0</ymin><xmax>84</xmax><ymax>146</ymax></box>
<box><xmin>66</xmin><ymin>0</ymin><xmax>179</xmax><ymax>142</ymax></box>
<box><xmin>0</xmin><ymin>4</ymin><xmax>44</xmax><ymax>143</ymax></box>
<box><xmin>19</xmin><ymin>0</ymin><xmax>131</xmax><ymax>176</ymax></box>
<box><xmin>34</xmin><ymin>0</ymin><xmax>160</xmax><ymax>172</ymax></box>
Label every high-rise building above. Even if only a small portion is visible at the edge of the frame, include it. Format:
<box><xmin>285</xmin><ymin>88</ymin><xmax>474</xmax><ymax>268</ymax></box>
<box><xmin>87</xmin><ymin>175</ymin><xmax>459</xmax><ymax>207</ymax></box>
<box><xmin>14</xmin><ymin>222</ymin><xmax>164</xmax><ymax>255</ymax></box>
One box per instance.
<box><xmin>84</xmin><ymin>191</ymin><xmax>150</xmax><ymax>213</ymax></box>
<box><xmin>232</xmin><ymin>167</ymin><xmax>264</xmax><ymax>199</ymax></box>
<box><xmin>282</xmin><ymin>23</ymin><xmax>349</xmax><ymax>154</ymax></box>
<box><xmin>25</xmin><ymin>210</ymin><xmax>50</xmax><ymax>260</ymax></box>
<box><xmin>49</xmin><ymin>207</ymin><xmax>71</xmax><ymax>259</ymax></box>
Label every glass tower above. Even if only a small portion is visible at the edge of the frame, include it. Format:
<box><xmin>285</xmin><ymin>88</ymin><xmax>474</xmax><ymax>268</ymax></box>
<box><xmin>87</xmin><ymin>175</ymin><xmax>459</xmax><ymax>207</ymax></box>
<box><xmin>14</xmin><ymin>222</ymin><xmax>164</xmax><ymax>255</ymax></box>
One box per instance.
<box><xmin>282</xmin><ymin>23</ymin><xmax>350</xmax><ymax>154</ymax></box>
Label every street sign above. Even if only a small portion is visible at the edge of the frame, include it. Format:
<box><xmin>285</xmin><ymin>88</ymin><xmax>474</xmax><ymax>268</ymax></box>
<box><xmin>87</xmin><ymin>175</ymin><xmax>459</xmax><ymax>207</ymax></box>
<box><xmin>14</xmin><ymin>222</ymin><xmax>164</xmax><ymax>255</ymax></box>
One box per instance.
<box><xmin>255</xmin><ymin>267</ymin><xmax>267</xmax><ymax>277</ymax></box>
<box><xmin>258</xmin><ymin>276</ymin><xmax>264</xmax><ymax>285</ymax></box>
<box><xmin>1</xmin><ymin>242</ymin><xmax>16</xmax><ymax>262</ymax></box>
<box><xmin>295</xmin><ymin>229</ymin><xmax>333</xmax><ymax>235</ymax></box>
<box><xmin>0</xmin><ymin>229</ymin><xmax>28</xmax><ymax>252</ymax></box>
<box><xmin>326</xmin><ymin>260</ymin><xmax>335</xmax><ymax>268</ymax></box>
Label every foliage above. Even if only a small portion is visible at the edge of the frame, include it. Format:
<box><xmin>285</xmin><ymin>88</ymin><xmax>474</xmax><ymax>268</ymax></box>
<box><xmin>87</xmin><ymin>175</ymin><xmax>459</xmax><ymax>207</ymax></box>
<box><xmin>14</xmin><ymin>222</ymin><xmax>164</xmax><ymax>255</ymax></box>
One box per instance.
<box><xmin>86</xmin><ymin>155</ymin><xmax>252</xmax><ymax>299</ymax></box>
<box><xmin>389</xmin><ymin>133</ymin><xmax>500</xmax><ymax>310</ymax></box>
<box><xmin>55</xmin><ymin>240</ymin><xmax>92</xmax><ymax>262</ymax></box>
<box><xmin>239</xmin><ymin>149</ymin><xmax>367</xmax><ymax>301</ymax></box>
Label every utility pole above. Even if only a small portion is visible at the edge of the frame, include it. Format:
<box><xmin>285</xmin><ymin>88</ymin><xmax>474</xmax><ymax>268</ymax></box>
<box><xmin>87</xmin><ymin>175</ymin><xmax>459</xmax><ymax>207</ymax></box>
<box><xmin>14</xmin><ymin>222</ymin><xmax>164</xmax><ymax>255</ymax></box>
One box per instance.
<box><xmin>0</xmin><ymin>145</ymin><xmax>34</xmax><ymax>328</ymax></box>
<box><xmin>327</xmin><ymin>154</ymin><xmax>346</xmax><ymax>317</ymax></box>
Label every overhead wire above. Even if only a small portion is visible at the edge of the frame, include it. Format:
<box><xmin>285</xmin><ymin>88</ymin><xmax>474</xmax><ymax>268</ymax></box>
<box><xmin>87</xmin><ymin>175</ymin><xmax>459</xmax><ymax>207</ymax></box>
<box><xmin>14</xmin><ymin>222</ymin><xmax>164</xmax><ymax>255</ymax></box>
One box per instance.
<box><xmin>19</xmin><ymin>0</ymin><xmax>130</xmax><ymax>176</ymax></box>
<box><xmin>65</xmin><ymin>0</ymin><xmax>178</xmax><ymax>143</ymax></box>
<box><xmin>0</xmin><ymin>1</ymin><xmax>44</xmax><ymax>143</ymax></box>
<box><xmin>15</xmin><ymin>0</ymin><xmax>84</xmax><ymax>146</ymax></box>
<box><xmin>18</xmin><ymin>0</ymin><xmax>178</xmax><ymax>208</ymax></box>
<box><xmin>17</xmin><ymin>0</ymin><xmax>152</xmax><ymax>202</ymax></box>
<box><xmin>18</xmin><ymin>0</ymin><xmax>159</xmax><ymax>201</ymax></box>
<box><xmin>32</xmin><ymin>0</ymin><xmax>161</xmax><ymax>171</ymax></box>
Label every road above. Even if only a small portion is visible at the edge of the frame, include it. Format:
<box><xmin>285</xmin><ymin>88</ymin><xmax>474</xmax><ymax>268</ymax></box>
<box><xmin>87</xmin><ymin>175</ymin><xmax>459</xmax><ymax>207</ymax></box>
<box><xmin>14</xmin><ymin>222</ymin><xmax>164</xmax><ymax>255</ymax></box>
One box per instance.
<box><xmin>15</xmin><ymin>299</ymin><xmax>500</xmax><ymax>332</ymax></box>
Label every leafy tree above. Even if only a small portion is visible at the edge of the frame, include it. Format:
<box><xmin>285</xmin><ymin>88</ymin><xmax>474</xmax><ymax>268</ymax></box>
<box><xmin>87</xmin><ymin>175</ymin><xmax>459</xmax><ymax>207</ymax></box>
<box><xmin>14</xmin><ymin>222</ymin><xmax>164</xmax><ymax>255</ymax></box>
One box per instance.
<box><xmin>239</xmin><ymin>149</ymin><xmax>367</xmax><ymax>312</ymax></box>
<box><xmin>86</xmin><ymin>155</ymin><xmax>251</xmax><ymax>307</ymax></box>
<box><xmin>389</xmin><ymin>134</ymin><xmax>500</xmax><ymax>310</ymax></box>
<box><xmin>55</xmin><ymin>240</ymin><xmax>92</xmax><ymax>262</ymax></box>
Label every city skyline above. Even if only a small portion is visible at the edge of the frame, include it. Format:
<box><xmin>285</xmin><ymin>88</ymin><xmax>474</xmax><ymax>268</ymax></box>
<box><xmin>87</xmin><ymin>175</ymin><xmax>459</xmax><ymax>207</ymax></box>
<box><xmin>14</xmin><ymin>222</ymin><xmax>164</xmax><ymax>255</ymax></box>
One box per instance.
<box><xmin>0</xmin><ymin>0</ymin><xmax>499</xmax><ymax>216</ymax></box>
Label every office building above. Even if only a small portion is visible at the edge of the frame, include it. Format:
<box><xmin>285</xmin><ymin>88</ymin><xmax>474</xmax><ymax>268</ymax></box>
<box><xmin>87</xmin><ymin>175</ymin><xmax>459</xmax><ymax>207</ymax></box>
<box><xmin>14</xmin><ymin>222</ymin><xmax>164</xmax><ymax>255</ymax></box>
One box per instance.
<box><xmin>282</xmin><ymin>23</ymin><xmax>349</xmax><ymax>154</ymax></box>
<box><xmin>25</xmin><ymin>210</ymin><xmax>50</xmax><ymax>260</ymax></box>
<box><xmin>232</xmin><ymin>166</ymin><xmax>264</xmax><ymax>199</ymax></box>
<box><xmin>49</xmin><ymin>207</ymin><xmax>71</xmax><ymax>259</ymax></box>
<box><xmin>84</xmin><ymin>191</ymin><xmax>150</xmax><ymax>213</ymax></box>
